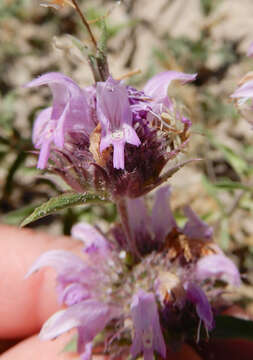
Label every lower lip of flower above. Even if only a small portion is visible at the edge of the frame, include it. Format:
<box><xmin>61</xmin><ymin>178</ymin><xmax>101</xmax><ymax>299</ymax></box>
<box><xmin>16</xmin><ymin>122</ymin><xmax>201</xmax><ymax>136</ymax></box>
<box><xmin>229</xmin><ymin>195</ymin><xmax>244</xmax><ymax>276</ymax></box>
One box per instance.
<box><xmin>111</xmin><ymin>130</ymin><xmax>124</xmax><ymax>141</ymax></box>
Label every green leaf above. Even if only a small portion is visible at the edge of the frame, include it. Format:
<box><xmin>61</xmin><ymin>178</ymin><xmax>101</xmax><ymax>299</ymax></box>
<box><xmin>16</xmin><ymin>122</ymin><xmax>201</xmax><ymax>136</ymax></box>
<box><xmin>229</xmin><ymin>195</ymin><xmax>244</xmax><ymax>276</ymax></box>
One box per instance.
<box><xmin>214</xmin><ymin>180</ymin><xmax>252</xmax><ymax>192</ymax></box>
<box><xmin>20</xmin><ymin>192</ymin><xmax>106</xmax><ymax>227</ymax></box>
<box><xmin>207</xmin><ymin>134</ymin><xmax>248</xmax><ymax>176</ymax></box>
<box><xmin>213</xmin><ymin>316</ymin><xmax>253</xmax><ymax>341</ymax></box>
<box><xmin>62</xmin><ymin>334</ymin><xmax>77</xmax><ymax>353</ymax></box>
<box><xmin>2</xmin><ymin>205</ymin><xmax>38</xmax><ymax>226</ymax></box>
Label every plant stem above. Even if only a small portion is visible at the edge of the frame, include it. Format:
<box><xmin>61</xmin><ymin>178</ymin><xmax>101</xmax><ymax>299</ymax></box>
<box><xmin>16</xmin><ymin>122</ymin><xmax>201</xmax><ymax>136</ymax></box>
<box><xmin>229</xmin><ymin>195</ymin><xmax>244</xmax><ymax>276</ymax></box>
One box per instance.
<box><xmin>71</xmin><ymin>0</ymin><xmax>97</xmax><ymax>50</ymax></box>
<box><xmin>116</xmin><ymin>198</ymin><xmax>140</xmax><ymax>260</ymax></box>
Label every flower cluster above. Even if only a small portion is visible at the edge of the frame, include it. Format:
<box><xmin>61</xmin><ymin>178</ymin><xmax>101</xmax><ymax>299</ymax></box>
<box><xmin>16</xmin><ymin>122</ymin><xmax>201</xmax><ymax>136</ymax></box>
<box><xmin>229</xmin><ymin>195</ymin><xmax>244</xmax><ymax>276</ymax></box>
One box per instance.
<box><xmin>26</xmin><ymin>71</ymin><xmax>196</xmax><ymax>198</ymax></box>
<box><xmin>27</xmin><ymin>186</ymin><xmax>240</xmax><ymax>360</ymax></box>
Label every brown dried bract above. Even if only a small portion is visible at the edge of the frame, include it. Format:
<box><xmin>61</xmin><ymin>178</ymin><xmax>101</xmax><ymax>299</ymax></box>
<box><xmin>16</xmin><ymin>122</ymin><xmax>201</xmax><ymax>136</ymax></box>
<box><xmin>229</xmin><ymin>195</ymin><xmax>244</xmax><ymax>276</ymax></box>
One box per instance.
<box><xmin>166</xmin><ymin>232</ymin><xmax>215</xmax><ymax>263</ymax></box>
<box><xmin>89</xmin><ymin>123</ymin><xmax>111</xmax><ymax>167</ymax></box>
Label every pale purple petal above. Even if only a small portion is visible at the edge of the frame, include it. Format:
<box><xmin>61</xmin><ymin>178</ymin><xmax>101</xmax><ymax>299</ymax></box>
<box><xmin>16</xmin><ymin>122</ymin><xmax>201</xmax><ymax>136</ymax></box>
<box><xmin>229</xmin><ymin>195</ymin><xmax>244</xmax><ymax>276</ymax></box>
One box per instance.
<box><xmin>37</xmin><ymin>138</ymin><xmax>52</xmax><ymax>169</ymax></box>
<box><xmin>151</xmin><ymin>186</ymin><xmax>177</xmax><ymax>242</ymax></box>
<box><xmin>131</xmin><ymin>290</ymin><xmax>166</xmax><ymax>360</ymax></box>
<box><xmin>39</xmin><ymin>309</ymin><xmax>80</xmax><ymax>340</ymax></box>
<box><xmin>186</xmin><ymin>282</ymin><xmax>214</xmax><ymax>330</ymax></box>
<box><xmin>26</xmin><ymin>72</ymin><xmax>94</xmax><ymax>168</ymax></box>
<box><xmin>39</xmin><ymin>300</ymin><xmax>118</xmax><ymax>341</ymax></box>
<box><xmin>96</xmin><ymin>77</ymin><xmax>132</xmax><ymax>129</ymax></box>
<box><xmin>71</xmin><ymin>222</ymin><xmax>111</xmax><ymax>254</ymax></box>
<box><xmin>183</xmin><ymin>206</ymin><xmax>213</xmax><ymax>241</ymax></box>
<box><xmin>112</xmin><ymin>140</ymin><xmax>125</xmax><ymax>170</ymax></box>
<box><xmin>60</xmin><ymin>283</ymin><xmax>90</xmax><ymax>306</ymax></box>
<box><xmin>32</xmin><ymin>107</ymin><xmax>53</xmax><ymax>146</ymax></box>
<box><xmin>25</xmin><ymin>250</ymin><xmax>86</xmax><ymax>278</ymax></box>
<box><xmin>123</xmin><ymin>124</ymin><xmax>141</xmax><ymax>146</ymax></box>
<box><xmin>96</xmin><ymin>76</ymin><xmax>140</xmax><ymax>169</ymax></box>
<box><xmin>143</xmin><ymin>71</ymin><xmax>197</xmax><ymax>100</ymax></box>
<box><xmin>231</xmin><ymin>80</ymin><xmax>253</xmax><ymax>99</ymax></box>
<box><xmin>195</xmin><ymin>254</ymin><xmax>241</xmax><ymax>286</ymax></box>
<box><xmin>247</xmin><ymin>42</ymin><xmax>253</xmax><ymax>57</ymax></box>
<box><xmin>127</xmin><ymin>197</ymin><xmax>150</xmax><ymax>241</ymax></box>
<box><xmin>80</xmin><ymin>342</ymin><xmax>93</xmax><ymax>360</ymax></box>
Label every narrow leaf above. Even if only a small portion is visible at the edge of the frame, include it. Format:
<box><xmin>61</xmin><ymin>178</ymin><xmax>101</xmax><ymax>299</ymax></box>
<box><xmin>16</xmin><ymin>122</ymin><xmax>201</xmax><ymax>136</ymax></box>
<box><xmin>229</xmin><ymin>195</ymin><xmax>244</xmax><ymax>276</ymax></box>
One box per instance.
<box><xmin>214</xmin><ymin>181</ymin><xmax>252</xmax><ymax>192</ymax></box>
<box><xmin>21</xmin><ymin>192</ymin><xmax>106</xmax><ymax>227</ymax></box>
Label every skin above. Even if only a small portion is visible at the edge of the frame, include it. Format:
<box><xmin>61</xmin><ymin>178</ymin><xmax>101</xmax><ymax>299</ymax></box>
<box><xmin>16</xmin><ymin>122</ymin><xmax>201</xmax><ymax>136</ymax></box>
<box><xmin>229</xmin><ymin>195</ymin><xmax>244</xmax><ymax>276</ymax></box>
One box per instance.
<box><xmin>0</xmin><ymin>224</ymin><xmax>251</xmax><ymax>360</ymax></box>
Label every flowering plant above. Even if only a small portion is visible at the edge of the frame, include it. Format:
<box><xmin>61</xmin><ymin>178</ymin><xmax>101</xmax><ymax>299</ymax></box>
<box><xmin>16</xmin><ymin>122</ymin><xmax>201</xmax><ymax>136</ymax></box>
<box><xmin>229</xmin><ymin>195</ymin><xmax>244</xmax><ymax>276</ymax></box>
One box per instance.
<box><xmin>21</xmin><ymin>1</ymin><xmax>248</xmax><ymax>359</ymax></box>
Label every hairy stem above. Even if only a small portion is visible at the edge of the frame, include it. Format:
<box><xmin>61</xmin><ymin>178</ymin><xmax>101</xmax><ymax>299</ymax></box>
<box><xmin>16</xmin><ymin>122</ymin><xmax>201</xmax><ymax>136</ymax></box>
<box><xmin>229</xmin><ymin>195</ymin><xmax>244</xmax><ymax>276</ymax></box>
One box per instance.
<box><xmin>116</xmin><ymin>198</ymin><xmax>140</xmax><ymax>260</ymax></box>
<box><xmin>71</xmin><ymin>0</ymin><xmax>97</xmax><ymax>50</ymax></box>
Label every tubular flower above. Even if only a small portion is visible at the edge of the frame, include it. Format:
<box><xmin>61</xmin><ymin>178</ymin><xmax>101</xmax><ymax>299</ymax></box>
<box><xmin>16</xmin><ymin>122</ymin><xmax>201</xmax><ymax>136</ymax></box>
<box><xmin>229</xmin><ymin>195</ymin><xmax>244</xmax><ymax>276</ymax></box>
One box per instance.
<box><xmin>26</xmin><ymin>72</ymin><xmax>93</xmax><ymax>169</ymax></box>
<box><xmin>27</xmin><ymin>70</ymin><xmax>196</xmax><ymax>197</ymax></box>
<box><xmin>130</xmin><ymin>290</ymin><xmax>166</xmax><ymax>360</ymax></box>
<box><xmin>231</xmin><ymin>74</ymin><xmax>253</xmax><ymax>127</ymax></box>
<box><xmin>231</xmin><ymin>42</ymin><xmax>253</xmax><ymax>127</ymax></box>
<box><xmin>27</xmin><ymin>187</ymin><xmax>240</xmax><ymax>360</ymax></box>
<box><xmin>96</xmin><ymin>77</ymin><xmax>141</xmax><ymax>169</ymax></box>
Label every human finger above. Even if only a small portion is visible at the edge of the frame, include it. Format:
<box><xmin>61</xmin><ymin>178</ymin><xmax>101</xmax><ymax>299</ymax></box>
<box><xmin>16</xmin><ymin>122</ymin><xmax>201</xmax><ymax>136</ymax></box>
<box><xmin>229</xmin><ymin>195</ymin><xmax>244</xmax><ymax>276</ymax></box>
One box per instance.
<box><xmin>0</xmin><ymin>224</ymin><xmax>82</xmax><ymax>338</ymax></box>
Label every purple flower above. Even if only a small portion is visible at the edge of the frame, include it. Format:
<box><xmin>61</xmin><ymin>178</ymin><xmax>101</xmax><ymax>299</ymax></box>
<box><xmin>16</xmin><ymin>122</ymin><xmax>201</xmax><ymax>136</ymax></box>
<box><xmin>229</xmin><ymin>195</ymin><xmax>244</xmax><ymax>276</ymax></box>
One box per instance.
<box><xmin>231</xmin><ymin>73</ymin><xmax>253</xmax><ymax>127</ymax></box>
<box><xmin>26</xmin><ymin>72</ymin><xmax>93</xmax><ymax>169</ymax></box>
<box><xmin>195</xmin><ymin>254</ymin><xmax>241</xmax><ymax>287</ymax></box>
<box><xmin>183</xmin><ymin>206</ymin><xmax>213</xmax><ymax>241</ymax></box>
<box><xmin>71</xmin><ymin>222</ymin><xmax>111</xmax><ymax>256</ymax></box>
<box><xmin>27</xmin><ymin>70</ymin><xmax>197</xmax><ymax>195</ymax></box>
<box><xmin>143</xmin><ymin>70</ymin><xmax>197</xmax><ymax>104</ymax></box>
<box><xmin>131</xmin><ymin>290</ymin><xmax>166</xmax><ymax>360</ymax></box>
<box><xmin>185</xmin><ymin>282</ymin><xmax>214</xmax><ymax>331</ymax></box>
<box><xmin>117</xmin><ymin>185</ymin><xmax>211</xmax><ymax>255</ymax></box>
<box><xmin>39</xmin><ymin>299</ymin><xmax>119</xmax><ymax>359</ymax></box>
<box><xmin>96</xmin><ymin>77</ymin><xmax>141</xmax><ymax>169</ymax></box>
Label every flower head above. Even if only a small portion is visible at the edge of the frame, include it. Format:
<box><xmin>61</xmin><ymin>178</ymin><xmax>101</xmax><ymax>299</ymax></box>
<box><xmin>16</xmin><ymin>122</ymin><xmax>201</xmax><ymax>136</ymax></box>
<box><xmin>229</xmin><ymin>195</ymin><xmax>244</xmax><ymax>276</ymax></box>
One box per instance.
<box><xmin>27</xmin><ymin>187</ymin><xmax>240</xmax><ymax>360</ymax></box>
<box><xmin>27</xmin><ymin>70</ymin><xmax>196</xmax><ymax>197</ymax></box>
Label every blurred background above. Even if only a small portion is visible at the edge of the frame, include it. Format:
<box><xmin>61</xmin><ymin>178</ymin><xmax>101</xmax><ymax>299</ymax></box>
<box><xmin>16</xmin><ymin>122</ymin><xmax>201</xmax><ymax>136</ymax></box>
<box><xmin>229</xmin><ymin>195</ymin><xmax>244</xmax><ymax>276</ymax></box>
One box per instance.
<box><xmin>0</xmin><ymin>0</ymin><xmax>253</xmax><ymax>313</ymax></box>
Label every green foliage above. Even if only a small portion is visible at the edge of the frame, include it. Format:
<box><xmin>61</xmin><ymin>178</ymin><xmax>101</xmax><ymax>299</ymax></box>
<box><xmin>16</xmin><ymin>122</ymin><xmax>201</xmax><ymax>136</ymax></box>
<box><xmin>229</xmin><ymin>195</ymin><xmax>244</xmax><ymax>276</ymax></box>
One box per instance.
<box><xmin>21</xmin><ymin>192</ymin><xmax>107</xmax><ymax>227</ymax></box>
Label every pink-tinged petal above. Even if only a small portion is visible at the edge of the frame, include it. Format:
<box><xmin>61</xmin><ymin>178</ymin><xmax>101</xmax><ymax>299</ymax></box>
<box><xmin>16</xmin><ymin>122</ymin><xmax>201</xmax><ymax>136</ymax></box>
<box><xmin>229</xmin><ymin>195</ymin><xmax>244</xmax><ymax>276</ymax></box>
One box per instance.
<box><xmin>32</xmin><ymin>107</ymin><xmax>53</xmax><ymax>147</ymax></box>
<box><xmin>39</xmin><ymin>299</ymin><xmax>118</xmax><ymax>342</ymax></box>
<box><xmin>247</xmin><ymin>42</ymin><xmax>253</xmax><ymax>57</ymax></box>
<box><xmin>60</xmin><ymin>283</ymin><xmax>90</xmax><ymax>306</ymax></box>
<box><xmin>25</xmin><ymin>249</ymin><xmax>86</xmax><ymax>278</ymax></box>
<box><xmin>127</xmin><ymin>197</ymin><xmax>150</xmax><ymax>240</ymax></box>
<box><xmin>97</xmin><ymin>77</ymin><xmax>140</xmax><ymax>169</ymax></box>
<box><xmin>96</xmin><ymin>77</ymin><xmax>132</xmax><ymax>130</ymax></box>
<box><xmin>186</xmin><ymin>282</ymin><xmax>214</xmax><ymax>331</ymax></box>
<box><xmin>71</xmin><ymin>222</ymin><xmax>110</xmax><ymax>254</ymax></box>
<box><xmin>183</xmin><ymin>206</ymin><xmax>213</xmax><ymax>241</ymax></box>
<box><xmin>151</xmin><ymin>186</ymin><xmax>177</xmax><ymax>242</ymax></box>
<box><xmin>195</xmin><ymin>254</ymin><xmax>241</xmax><ymax>286</ymax></box>
<box><xmin>112</xmin><ymin>141</ymin><xmax>125</xmax><ymax>169</ymax></box>
<box><xmin>26</xmin><ymin>72</ymin><xmax>94</xmax><ymax>168</ymax></box>
<box><xmin>80</xmin><ymin>342</ymin><xmax>93</xmax><ymax>360</ymax></box>
<box><xmin>37</xmin><ymin>138</ymin><xmax>52</xmax><ymax>169</ymax></box>
<box><xmin>123</xmin><ymin>124</ymin><xmax>141</xmax><ymax>146</ymax></box>
<box><xmin>231</xmin><ymin>80</ymin><xmax>253</xmax><ymax>99</ymax></box>
<box><xmin>131</xmin><ymin>290</ymin><xmax>166</xmax><ymax>360</ymax></box>
<box><xmin>143</xmin><ymin>71</ymin><xmax>197</xmax><ymax>100</ymax></box>
<box><xmin>54</xmin><ymin>101</ymin><xmax>70</xmax><ymax>148</ymax></box>
<box><xmin>39</xmin><ymin>308</ymin><xmax>80</xmax><ymax>340</ymax></box>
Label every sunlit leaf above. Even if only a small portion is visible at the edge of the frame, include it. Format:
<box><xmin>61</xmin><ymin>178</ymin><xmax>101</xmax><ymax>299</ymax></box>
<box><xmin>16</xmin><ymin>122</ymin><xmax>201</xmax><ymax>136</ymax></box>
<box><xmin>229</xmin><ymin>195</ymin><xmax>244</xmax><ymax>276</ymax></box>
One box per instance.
<box><xmin>21</xmin><ymin>192</ymin><xmax>107</xmax><ymax>227</ymax></box>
